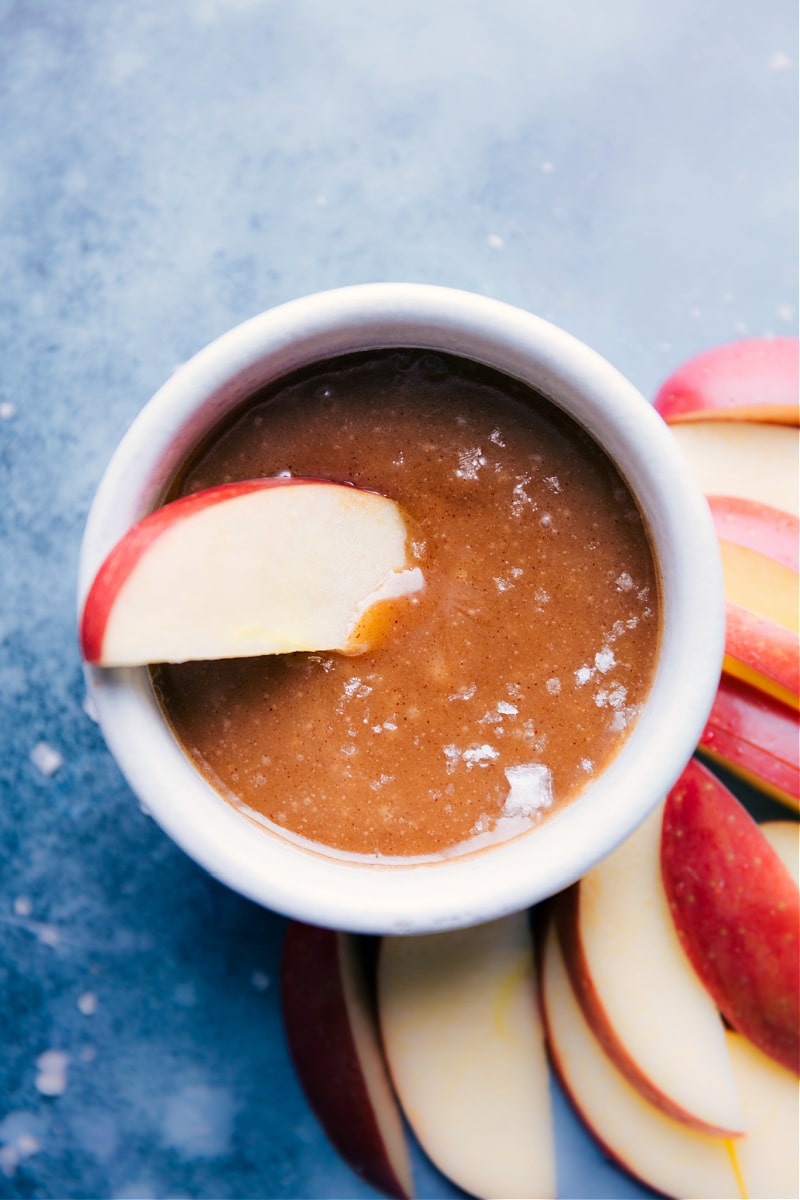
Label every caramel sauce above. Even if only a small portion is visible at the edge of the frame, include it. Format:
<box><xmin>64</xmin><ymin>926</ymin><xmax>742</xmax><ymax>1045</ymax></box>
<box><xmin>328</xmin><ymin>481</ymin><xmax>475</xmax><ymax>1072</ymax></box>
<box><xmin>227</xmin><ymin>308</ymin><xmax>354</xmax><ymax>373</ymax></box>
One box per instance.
<box><xmin>153</xmin><ymin>351</ymin><xmax>661</xmax><ymax>860</ymax></box>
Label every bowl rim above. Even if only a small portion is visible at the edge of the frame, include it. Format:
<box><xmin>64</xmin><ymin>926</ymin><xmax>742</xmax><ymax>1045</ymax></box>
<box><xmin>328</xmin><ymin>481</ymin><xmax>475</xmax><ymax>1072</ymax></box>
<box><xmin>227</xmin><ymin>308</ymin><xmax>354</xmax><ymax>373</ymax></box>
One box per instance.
<box><xmin>79</xmin><ymin>283</ymin><xmax>725</xmax><ymax>934</ymax></box>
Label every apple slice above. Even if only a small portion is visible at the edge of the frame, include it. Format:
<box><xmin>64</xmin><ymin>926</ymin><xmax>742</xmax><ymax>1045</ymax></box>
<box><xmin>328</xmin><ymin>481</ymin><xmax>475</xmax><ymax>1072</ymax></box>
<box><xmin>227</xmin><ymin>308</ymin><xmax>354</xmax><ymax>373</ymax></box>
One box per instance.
<box><xmin>553</xmin><ymin>804</ymin><xmax>743</xmax><ymax>1136</ymax></box>
<box><xmin>540</xmin><ymin>920</ymin><xmax>743</xmax><ymax>1199</ymax></box>
<box><xmin>698</xmin><ymin>675</ymin><xmax>799</xmax><ymax>811</ymax></box>
<box><xmin>714</xmin><ymin>526</ymin><xmax>800</xmax><ymax>708</ymax></box>
<box><xmin>722</xmin><ymin>603</ymin><xmax>799</xmax><ymax>710</ymax></box>
<box><xmin>759</xmin><ymin>821</ymin><xmax>800</xmax><ymax>884</ymax></box>
<box><xmin>280</xmin><ymin>921</ymin><xmax>413</xmax><ymax>1200</ymax></box>
<box><xmin>665</xmin><ymin>421</ymin><xmax>800</xmax><ymax>516</ymax></box>
<box><xmin>661</xmin><ymin>758</ymin><xmax>800</xmax><ymax>1074</ymax></box>
<box><xmin>653</xmin><ymin>337</ymin><xmax>799</xmax><ymax>425</ymax></box>
<box><xmin>707</xmin><ymin>496</ymin><xmax>799</xmax><ymax>571</ymax></box>
<box><xmin>726</xmin><ymin>1030</ymin><xmax>800</xmax><ymax>1200</ymax></box>
<box><xmin>80</xmin><ymin>478</ymin><xmax>424</xmax><ymax>666</ymax></box>
<box><xmin>378</xmin><ymin>912</ymin><xmax>555</xmax><ymax>1200</ymax></box>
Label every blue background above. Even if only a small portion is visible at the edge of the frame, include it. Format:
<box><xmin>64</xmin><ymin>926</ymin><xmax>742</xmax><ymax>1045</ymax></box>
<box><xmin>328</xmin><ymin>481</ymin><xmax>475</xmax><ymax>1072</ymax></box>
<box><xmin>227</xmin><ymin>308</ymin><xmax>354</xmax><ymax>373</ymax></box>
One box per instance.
<box><xmin>1</xmin><ymin>2</ymin><xmax>797</xmax><ymax>1197</ymax></box>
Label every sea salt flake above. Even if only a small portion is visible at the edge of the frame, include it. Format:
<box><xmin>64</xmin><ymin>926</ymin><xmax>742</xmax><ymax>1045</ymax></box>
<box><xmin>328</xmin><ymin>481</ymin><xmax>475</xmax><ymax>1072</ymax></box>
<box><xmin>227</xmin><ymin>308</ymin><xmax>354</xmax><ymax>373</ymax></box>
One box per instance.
<box><xmin>575</xmin><ymin>666</ymin><xmax>593</xmax><ymax>686</ymax></box>
<box><xmin>546</xmin><ymin>677</ymin><xmax>561</xmax><ymax>696</ymax></box>
<box><xmin>343</xmin><ymin>677</ymin><xmax>372</xmax><ymax>699</ymax></box>
<box><xmin>77</xmin><ymin>991</ymin><xmax>98</xmax><ymax>1016</ymax></box>
<box><xmin>511</xmin><ymin>478</ymin><xmax>535</xmax><ymax>516</ymax></box>
<box><xmin>462</xmin><ymin>744</ymin><xmax>499</xmax><ymax>768</ymax></box>
<box><xmin>595</xmin><ymin>647</ymin><xmax>616</xmax><ymax>673</ymax></box>
<box><xmin>455</xmin><ymin>448</ymin><xmax>487</xmax><ymax>480</ymax></box>
<box><xmin>496</xmin><ymin>701</ymin><xmax>518</xmax><ymax>716</ymax></box>
<box><xmin>35</xmin><ymin>1050</ymin><xmax>69</xmax><ymax>1096</ymax></box>
<box><xmin>615</xmin><ymin>572</ymin><xmax>634</xmax><ymax>592</ymax></box>
<box><xmin>503</xmin><ymin>764</ymin><xmax>554</xmax><ymax>817</ymax></box>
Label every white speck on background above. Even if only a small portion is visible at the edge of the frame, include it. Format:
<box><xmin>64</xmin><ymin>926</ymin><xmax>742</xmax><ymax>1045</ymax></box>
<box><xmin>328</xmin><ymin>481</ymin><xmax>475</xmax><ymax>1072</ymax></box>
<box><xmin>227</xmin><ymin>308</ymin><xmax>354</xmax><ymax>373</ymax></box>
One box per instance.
<box><xmin>768</xmin><ymin>51</ymin><xmax>791</xmax><ymax>70</ymax></box>
<box><xmin>0</xmin><ymin>1112</ymin><xmax>44</xmax><ymax>1178</ymax></box>
<box><xmin>113</xmin><ymin>1182</ymin><xmax>158</xmax><ymax>1200</ymax></box>
<box><xmin>37</xmin><ymin>925</ymin><xmax>60</xmax><ymax>947</ymax></box>
<box><xmin>107</xmin><ymin>48</ymin><xmax>146</xmax><ymax>84</ymax></box>
<box><xmin>30</xmin><ymin>741</ymin><xmax>63</xmax><ymax>777</ymax></box>
<box><xmin>77</xmin><ymin>991</ymin><xmax>98</xmax><ymax>1016</ymax></box>
<box><xmin>0</xmin><ymin>402</ymin><xmax>16</xmax><ymax>419</ymax></box>
<box><xmin>540</xmin><ymin>161</ymin><xmax>555</xmax><ymax>173</ymax></box>
<box><xmin>64</xmin><ymin>167</ymin><xmax>88</xmax><ymax>194</ymax></box>
<box><xmin>35</xmin><ymin>1050</ymin><xmax>69</xmax><ymax>1097</ymax></box>
<box><xmin>776</xmin><ymin>303</ymin><xmax>794</xmax><ymax>322</ymax></box>
<box><xmin>13</xmin><ymin>896</ymin><xmax>32</xmax><ymax>917</ymax></box>
<box><xmin>250</xmin><ymin>970</ymin><xmax>270</xmax><ymax>992</ymax></box>
<box><xmin>160</xmin><ymin>1084</ymin><xmax>237</xmax><ymax>1159</ymax></box>
<box><xmin>487</xmin><ymin>233</ymin><xmax>504</xmax><ymax>249</ymax></box>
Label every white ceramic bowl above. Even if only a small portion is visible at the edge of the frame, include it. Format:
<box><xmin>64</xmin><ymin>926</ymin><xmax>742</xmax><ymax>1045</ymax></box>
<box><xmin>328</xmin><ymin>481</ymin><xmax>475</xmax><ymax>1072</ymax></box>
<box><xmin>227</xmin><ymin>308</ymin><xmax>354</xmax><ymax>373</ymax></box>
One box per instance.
<box><xmin>78</xmin><ymin>284</ymin><xmax>725</xmax><ymax>934</ymax></box>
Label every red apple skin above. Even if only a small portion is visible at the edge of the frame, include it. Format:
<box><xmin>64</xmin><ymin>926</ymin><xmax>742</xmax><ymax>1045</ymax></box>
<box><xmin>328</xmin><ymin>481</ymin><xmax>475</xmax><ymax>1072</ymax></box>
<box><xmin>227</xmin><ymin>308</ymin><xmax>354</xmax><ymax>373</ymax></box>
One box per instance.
<box><xmin>723</xmin><ymin>604</ymin><xmax>799</xmax><ymax>710</ymax></box>
<box><xmin>698</xmin><ymin>675</ymin><xmax>799</xmax><ymax>811</ymax></box>
<box><xmin>707</xmin><ymin>497</ymin><xmax>799</xmax><ymax>573</ymax></box>
<box><xmin>80</xmin><ymin>478</ymin><xmax>329</xmax><ymax>664</ymax></box>
<box><xmin>661</xmin><ymin>758</ymin><xmax>800</xmax><ymax>1074</ymax></box>
<box><xmin>280</xmin><ymin>922</ymin><xmax>413</xmax><ymax>1200</ymax></box>
<box><xmin>654</xmin><ymin>337</ymin><xmax>799</xmax><ymax>425</ymax></box>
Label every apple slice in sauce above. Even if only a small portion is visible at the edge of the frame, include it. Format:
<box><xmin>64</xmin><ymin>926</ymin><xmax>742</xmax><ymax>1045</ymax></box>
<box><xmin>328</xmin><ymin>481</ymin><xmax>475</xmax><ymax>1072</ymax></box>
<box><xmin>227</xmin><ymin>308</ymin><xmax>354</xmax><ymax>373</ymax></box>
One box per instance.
<box><xmin>80</xmin><ymin>478</ymin><xmax>423</xmax><ymax>666</ymax></box>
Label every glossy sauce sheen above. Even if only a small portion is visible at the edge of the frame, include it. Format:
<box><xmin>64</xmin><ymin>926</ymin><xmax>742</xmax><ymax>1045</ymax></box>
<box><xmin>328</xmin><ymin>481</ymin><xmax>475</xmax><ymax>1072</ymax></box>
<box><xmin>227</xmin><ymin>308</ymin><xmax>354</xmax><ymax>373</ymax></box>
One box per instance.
<box><xmin>153</xmin><ymin>352</ymin><xmax>661</xmax><ymax>860</ymax></box>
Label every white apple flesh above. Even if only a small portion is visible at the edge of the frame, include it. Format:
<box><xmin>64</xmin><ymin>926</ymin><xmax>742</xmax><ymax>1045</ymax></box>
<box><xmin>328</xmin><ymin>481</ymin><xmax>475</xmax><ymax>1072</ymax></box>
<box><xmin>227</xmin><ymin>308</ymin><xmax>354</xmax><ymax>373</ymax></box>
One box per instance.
<box><xmin>378</xmin><ymin>912</ymin><xmax>556</xmax><ymax>1200</ymax></box>
<box><xmin>759</xmin><ymin>821</ymin><xmax>800</xmax><ymax>884</ymax></box>
<box><xmin>726</xmin><ymin>1029</ymin><xmax>800</xmax><ymax>1200</ymax></box>
<box><xmin>666</xmin><ymin>421</ymin><xmax>800</xmax><ymax>515</ymax></box>
<box><xmin>80</xmin><ymin>478</ymin><xmax>423</xmax><ymax>665</ymax></box>
<box><xmin>553</xmin><ymin>804</ymin><xmax>744</xmax><ymax>1136</ymax></box>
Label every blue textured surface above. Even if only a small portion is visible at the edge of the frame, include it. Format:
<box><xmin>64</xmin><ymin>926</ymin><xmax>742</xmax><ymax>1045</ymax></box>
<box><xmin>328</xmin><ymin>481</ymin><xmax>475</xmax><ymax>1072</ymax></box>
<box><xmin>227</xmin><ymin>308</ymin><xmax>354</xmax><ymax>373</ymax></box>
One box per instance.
<box><xmin>1</xmin><ymin>2</ymin><xmax>796</xmax><ymax>1197</ymax></box>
